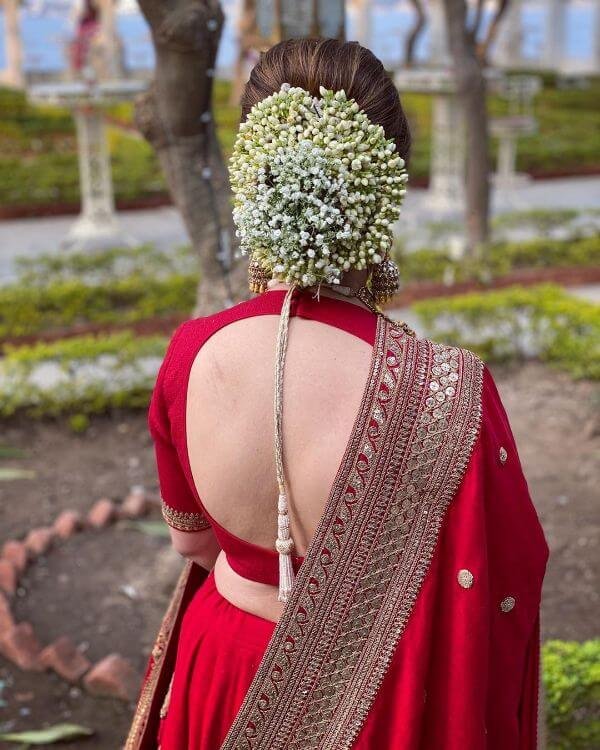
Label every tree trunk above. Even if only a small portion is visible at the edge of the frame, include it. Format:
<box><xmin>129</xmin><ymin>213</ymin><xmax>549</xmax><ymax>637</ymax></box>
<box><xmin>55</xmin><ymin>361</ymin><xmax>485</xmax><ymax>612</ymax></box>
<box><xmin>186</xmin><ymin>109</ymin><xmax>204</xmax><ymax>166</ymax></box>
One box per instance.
<box><xmin>230</xmin><ymin>0</ymin><xmax>257</xmax><ymax>107</ymax></box>
<box><xmin>404</xmin><ymin>0</ymin><xmax>426</xmax><ymax>68</ymax></box>
<box><xmin>443</xmin><ymin>0</ymin><xmax>490</xmax><ymax>253</ymax></box>
<box><xmin>135</xmin><ymin>0</ymin><xmax>248</xmax><ymax>315</ymax></box>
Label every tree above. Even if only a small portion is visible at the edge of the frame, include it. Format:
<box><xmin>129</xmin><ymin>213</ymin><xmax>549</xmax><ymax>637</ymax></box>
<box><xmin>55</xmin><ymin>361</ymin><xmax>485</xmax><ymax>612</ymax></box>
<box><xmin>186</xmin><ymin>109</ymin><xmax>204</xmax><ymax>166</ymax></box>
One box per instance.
<box><xmin>404</xmin><ymin>0</ymin><xmax>427</xmax><ymax>68</ymax></box>
<box><xmin>134</xmin><ymin>0</ymin><xmax>247</xmax><ymax>315</ymax></box>
<box><xmin>443</xmin><ymin>0</ymin><xmax>490</xmax><ymax>251</ymax></box>
<box><xmin>472</xmin><ymin>0</ymin><xmax>512</xmax><ymax>65</ymax></box>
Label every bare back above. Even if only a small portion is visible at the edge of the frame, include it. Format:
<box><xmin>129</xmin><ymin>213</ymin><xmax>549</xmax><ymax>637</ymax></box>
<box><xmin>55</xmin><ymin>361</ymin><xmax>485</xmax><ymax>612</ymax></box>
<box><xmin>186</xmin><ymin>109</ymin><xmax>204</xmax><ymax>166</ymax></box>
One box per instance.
<box><xmin>186</xmin><ymin>298</ymin><xmax>374</xmax><ymax>551</ymax></box>
<box><xmin>185</xmin><ymin>291</ymin><xmax>375</xmax><ymax>620</ymax></box>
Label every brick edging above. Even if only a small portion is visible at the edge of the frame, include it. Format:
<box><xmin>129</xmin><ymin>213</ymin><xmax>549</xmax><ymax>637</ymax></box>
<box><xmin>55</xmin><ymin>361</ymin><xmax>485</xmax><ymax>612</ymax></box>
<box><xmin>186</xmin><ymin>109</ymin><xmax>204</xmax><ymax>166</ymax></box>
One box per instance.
<box><xmin>0</xmin><ymin>487</ymin><xmax>158</xmax><ymax>703</ymax></box>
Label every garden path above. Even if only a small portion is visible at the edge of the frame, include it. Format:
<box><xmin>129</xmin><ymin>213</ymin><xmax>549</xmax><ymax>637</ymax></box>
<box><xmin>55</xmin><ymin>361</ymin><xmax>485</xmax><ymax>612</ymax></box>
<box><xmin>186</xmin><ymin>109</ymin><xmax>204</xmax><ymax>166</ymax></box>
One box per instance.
<box><xmin>0</xmin><ymin>176</ymin><xmax>598</xmax><ymax>283</ymax></box>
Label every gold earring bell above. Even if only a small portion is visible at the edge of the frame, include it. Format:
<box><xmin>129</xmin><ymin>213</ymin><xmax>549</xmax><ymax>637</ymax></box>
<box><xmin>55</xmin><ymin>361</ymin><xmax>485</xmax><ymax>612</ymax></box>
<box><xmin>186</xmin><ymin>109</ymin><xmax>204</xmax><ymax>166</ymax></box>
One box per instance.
<box><xmin>371</xmin><ymin>257</ymin><xmax>400</xmax><ymax>305</ymax></box>
<box><xmin>248</xmin><ymin>258</ymin><xmax>270</xmax><ymax>294</ymax></box>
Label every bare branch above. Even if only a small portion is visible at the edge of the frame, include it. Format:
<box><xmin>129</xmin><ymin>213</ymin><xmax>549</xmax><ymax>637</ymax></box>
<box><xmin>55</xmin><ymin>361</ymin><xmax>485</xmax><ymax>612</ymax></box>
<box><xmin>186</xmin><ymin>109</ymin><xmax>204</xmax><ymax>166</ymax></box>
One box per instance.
<box><xmin>478</xmin><ymin>0</ymin><xmax>511</xmax><ymax>64</ymax></box>
<box><xmin>404</xmin><ymin>0</ymin><xmax>427</xmax><ymax>68</ymax></box>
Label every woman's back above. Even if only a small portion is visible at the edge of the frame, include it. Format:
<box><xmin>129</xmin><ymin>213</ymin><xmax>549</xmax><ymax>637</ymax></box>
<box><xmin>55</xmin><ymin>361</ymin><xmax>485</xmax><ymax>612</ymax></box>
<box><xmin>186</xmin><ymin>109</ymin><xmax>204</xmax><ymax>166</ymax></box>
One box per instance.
<box><xmin>186</xmin><ymin>288</ymin><xmax>375</xmax><ymax>556</ymax></box>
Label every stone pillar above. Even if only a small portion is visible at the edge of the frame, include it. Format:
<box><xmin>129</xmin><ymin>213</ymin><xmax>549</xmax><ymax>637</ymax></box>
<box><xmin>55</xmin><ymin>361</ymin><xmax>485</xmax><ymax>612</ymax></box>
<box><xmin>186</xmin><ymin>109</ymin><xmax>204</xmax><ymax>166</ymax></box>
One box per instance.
<box><xmin>428</xmin><ymin>1</ymin><xmax>465</xmax><ymax>215</ymax></box>
<box><xmin>429</xmin><ymin>92</ymin><xmax>465</xmax><ymax>213</ymax></box>
<box><xmin>544</xmin><ymin>0</ymin><xmax>567</xmax><ymax>72</ymax></box>
<box><xmin>257</xmin><ymin>0</ymin><xmax>345</xmax><ymax>43</ymax></box>
<box><xmin>494</xmin><ymin>0</ymin><xmax>523</xmax><ymax>69</ymax></box>
<box><xmin>93</xmin><ymin>0</ymin><xmax>125</xmax><ymax>79</ymax></box>
<box><xmin>0</xmin><ymin>0</ymin><xmax>24</xmax><ymax>88</ymax></box>
<box><xmin>428</xmin><ymin>0</ymin><xmax>451</xmax><ymax>66</ymax></box>
<box><xmin>65</xmin><ymin>106</ymin><xmax>121</xmax><ymax>248</ymax></box>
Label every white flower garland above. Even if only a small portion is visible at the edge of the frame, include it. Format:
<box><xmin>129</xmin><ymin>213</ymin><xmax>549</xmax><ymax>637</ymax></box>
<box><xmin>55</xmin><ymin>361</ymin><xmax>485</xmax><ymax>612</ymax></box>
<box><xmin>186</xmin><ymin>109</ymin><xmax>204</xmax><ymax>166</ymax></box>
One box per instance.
<box><xmin>229</xmin><ymin>83</ymin><xmax>408</xmax><ymax>287</ymax></box>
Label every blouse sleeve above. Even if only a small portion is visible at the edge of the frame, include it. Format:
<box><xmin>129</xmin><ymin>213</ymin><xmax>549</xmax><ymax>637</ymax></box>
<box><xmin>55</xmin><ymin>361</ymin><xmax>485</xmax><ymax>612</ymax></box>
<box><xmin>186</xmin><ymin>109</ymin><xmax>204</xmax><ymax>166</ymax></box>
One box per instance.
<box><xmin>148</xmin><ymin>324</ymin><xmax>212</xmax><ymax>533</ymax></box>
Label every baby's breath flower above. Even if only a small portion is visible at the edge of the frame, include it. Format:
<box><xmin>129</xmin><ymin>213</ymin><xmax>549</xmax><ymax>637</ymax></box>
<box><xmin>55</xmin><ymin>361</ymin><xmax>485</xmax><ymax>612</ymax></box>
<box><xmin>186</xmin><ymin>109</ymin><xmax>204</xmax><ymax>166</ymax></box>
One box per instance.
<box><xmin>229</xmin><ymin>83</ymin><xmax>408</xmax><ymax>286</ymax></box>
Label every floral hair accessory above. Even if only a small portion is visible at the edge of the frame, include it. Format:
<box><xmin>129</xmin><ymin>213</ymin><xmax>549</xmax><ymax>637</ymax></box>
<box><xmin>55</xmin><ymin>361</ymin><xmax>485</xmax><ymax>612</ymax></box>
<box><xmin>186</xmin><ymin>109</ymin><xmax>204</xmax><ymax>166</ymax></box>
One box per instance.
<box><xmin>229</xmin><ymin>82</ymin><xmax>408</xmax><ymax>288</ymax></box>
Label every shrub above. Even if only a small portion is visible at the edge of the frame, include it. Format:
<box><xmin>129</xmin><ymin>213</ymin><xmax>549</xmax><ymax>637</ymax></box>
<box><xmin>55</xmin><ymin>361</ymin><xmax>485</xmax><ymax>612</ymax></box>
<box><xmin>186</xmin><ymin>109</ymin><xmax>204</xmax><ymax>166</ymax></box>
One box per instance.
<box><xmin>0</xmin><ymin>272</ymin><xmax>197</xmax><ymax>339</ymax></box>
<box><xmin>412</xmin><ymin>284</ymin><xmax>600</xmax><ymax>380</ymax></box>
<box><xmin>543</xmin><ymin>640</ymin><xmax>600</xmax><ymax>750</ymax></box>
<box><xmin>394</xmin><ymin>234</ymin><xmax>600</xmax><ymax>285</ymax></box>
<box><xmin>0</xmin><ymin>332</ymin><xmax>167</xmax><ymax>418</ymax></box>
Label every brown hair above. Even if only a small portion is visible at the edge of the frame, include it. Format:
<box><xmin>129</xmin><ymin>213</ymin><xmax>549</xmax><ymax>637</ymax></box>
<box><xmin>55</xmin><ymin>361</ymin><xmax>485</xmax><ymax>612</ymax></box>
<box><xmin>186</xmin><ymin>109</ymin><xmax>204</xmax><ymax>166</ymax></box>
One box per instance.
<box><xmin>241</xmin><ymin>38</ymin><xmax>411</xmax><ymax>161</ymax></box>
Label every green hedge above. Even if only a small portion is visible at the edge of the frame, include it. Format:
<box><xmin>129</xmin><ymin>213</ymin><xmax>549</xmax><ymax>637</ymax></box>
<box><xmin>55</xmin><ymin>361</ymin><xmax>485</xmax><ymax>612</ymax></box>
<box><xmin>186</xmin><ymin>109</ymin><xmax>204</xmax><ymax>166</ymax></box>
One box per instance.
<box><xmin>0</xmin><ymin>127</ymin><xmax>165</xmax><ymax>207</ymax></box>
<box><xmin>0</xmin><ymin>272</ymin><xmax>196</xmax><ymax>339</ymax></box>
<box><xmin>544</xmin><ymin>640</ymin><xmax>600</xmax><ymax>750</ymax></box>
<box><xmin>0</xmin><ymin>332</ymin><xmax>167</xmax><ymax>418</ymax></box>
<box><xmin>412</xmin><ymin>284</ymin><xmax>600</xmax><ymax>380</ymax></box>
<box><xmin>394</xmin><ymin>234</ymin><xmax>600</xmax><ymax>285</ymax></box>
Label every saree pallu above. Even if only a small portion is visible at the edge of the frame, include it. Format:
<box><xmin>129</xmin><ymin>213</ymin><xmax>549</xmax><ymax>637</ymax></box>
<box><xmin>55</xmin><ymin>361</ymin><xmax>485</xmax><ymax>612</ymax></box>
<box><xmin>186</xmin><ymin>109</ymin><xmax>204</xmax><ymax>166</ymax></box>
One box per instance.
<box><xmin>127</xmin><ymin>318</ymin><xmax>548</xmax><ymax>750</ymax></box>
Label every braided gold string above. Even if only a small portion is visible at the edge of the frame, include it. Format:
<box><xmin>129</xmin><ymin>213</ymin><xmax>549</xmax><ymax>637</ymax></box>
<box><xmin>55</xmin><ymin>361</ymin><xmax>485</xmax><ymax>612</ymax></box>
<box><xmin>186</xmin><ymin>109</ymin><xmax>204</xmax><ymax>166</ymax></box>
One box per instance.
<box><xmin>273</xmin><ymin>283</ymin><xmax>298</xmax><ymax>601</ymax></box>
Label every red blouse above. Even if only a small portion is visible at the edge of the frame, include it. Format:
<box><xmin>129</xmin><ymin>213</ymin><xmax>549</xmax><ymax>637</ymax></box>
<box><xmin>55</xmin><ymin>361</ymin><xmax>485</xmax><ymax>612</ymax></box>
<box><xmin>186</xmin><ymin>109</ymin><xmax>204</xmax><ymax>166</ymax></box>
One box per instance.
<box><xmin>148</xmin><ymin>289</ymin><xmax>378</xmax><ymax>586</ymax></box>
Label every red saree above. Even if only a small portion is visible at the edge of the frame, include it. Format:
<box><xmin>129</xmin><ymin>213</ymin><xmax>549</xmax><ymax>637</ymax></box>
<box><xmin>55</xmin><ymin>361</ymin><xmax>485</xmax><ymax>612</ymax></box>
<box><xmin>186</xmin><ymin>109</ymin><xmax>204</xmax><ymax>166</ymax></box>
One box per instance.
<box><xmin>126</xmin><ymin>291</ymin><xmax>548</xmax><ymax>749</ymax></box>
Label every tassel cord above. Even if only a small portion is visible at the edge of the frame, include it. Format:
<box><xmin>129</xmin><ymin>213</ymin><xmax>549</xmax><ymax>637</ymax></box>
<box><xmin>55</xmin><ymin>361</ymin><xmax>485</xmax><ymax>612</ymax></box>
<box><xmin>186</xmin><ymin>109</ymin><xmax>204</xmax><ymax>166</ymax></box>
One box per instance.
<box><xmin>273</xmin><ymin>283</ymin><xmax>297</xmax><ymax>602</ymax></box>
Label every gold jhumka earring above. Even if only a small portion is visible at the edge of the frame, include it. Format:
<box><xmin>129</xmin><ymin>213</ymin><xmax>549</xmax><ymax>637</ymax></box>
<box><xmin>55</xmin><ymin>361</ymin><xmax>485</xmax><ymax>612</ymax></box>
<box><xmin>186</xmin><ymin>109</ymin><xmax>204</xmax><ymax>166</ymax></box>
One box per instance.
<box><xmin>248</xmin><ymin>258</ymin><xmax>270</xmax><ymax>294</ymax></box>
<box><xmin>370</xmin><ymin>256</ymin><xmax>401</xmax><ymax>305</ymax></box>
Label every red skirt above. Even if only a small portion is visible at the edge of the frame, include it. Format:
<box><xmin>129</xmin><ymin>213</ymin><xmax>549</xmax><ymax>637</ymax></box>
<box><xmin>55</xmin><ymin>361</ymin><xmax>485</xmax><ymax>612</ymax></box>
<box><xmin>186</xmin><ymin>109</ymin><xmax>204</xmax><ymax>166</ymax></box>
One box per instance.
<box><xmin>158</xmin><ymin>569</ymin><xmax>276</xmax><ymax>749</ymax></box>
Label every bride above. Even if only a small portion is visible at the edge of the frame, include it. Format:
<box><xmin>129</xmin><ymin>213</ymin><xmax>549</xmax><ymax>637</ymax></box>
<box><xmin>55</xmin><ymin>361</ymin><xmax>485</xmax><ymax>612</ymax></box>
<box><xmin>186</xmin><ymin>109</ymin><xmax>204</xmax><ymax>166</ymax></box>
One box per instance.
<box><xmin>127</xmin><ymin>37</ymin><xmax>548</xmax><ymax>750</ymax></box>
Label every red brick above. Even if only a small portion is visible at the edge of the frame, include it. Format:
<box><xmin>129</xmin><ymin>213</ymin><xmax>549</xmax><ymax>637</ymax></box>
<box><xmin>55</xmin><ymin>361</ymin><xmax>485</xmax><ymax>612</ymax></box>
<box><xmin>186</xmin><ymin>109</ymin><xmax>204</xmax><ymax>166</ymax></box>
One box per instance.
<box><xmin>24</xmin><ymin>527</ymin><xmax>54</xmax><ymax>557</ymax></box>
<box><xmin>2</xmin><ymin>540</ymin><xmax>28</xmax><ymax>573</ymax></box>
<box><xmin>87</xmin><ymin>498</ymin><xmax>116</xmax><ymax>529</ymax></box>
<box><xmin>0</xmin><ymin>591</ymin><xmax>14</xmax><ymax>631</ymax></box>
<box><xmin>39</xmin><ymin>636</ymin><xmax>91</xmax><ymax>683</ymax></box>
<box><xmin>0</xmin><ymin>559</ymin><xmax>17</xmax><ymax>595</ymax></box>
<box><xmin>0</xmin><ymin>622</ymin><xmax>43</xmax><ymax>671</ymax></box>
<box><xmin>53</xmin><ymin>510</ymin><xmax>83</xmax><ymax>539</ymax></box>
<box><xmin>83</xmin><ymin>653</ymin><xmax>139</xmax><ymax>702</ymax></box>
<box><xmin>119</xmin><ymin>488</ymin><xmax>148</xmax><ymax>519</ymax></box>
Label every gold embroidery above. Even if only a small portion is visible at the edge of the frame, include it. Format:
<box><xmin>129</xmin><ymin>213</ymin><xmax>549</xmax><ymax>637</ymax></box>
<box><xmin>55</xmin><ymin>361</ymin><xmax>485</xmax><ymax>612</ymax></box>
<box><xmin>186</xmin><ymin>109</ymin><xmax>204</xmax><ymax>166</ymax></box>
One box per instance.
<box><xmin>457</xmin><ymin>569</ymin><xmax>474</xmax><ymax>589</ymax></box>
<box><xmin>221</xmin><ymin>320</ymin><xmax>483</xmax><ymax>750</ymax></box>
<box><xmin>500</xmin><ymin>596</ymin><xmax>516</xmax><ymax>612</ymax></box>
<box><xmin>125</xmin><ymin>561</ymin><xmax>192</xmax><ymax>749</ymax></box>
<box><xmin>161</xmin><ymin>500</ymin><xmax>211</xmax><ymax>531</ymax></box>
<box><xmin>160</xmin><ymin>675</ymin><xmax>174</xmax><ymax>719</ymax></box>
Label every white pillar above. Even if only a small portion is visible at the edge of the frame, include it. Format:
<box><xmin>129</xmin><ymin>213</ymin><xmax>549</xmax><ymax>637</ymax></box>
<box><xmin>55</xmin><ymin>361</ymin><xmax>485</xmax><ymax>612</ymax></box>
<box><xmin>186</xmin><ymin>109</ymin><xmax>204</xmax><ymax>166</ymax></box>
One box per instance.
<box><xmin>95</xmin><ymin>0</ymin><xmax>124</xmax><ymax>79</ymax></box>
<box><xmin>544</xmin><ymin>0</ymin><xmax>567</xmax><ymax>72</ymax></box>
<box><xmin>494</xmin><ymin>0</ymin><xmax>524</xmax><ymax>69</ymax></box>
<box><xmin>429</xmin><ymin>92</ymin><xmax>465</xmax><ymax>214</ymax></box>
<box><xmin>0</xmin><ymin>0</ymin><xmax>24</xmax><ymax>88</ymax></box>
<box><xmin>428</xmin><ymin>0</ymin><xmax>451</xmax><ymax>66</ymax></box>
<box><xmin>65</xmin><ymin>106</ymin><xmax>121</xmax><ymax>248</ymax></box>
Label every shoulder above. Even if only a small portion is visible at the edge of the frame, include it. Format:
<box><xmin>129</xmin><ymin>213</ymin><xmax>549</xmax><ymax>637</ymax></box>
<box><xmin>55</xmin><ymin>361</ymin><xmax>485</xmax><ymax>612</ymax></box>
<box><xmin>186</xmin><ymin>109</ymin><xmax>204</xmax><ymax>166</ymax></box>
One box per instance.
<box><xmin>413</xmin><ymin>334</ymin><xmax>485</xmax><ymax>393</ymax></box>
<box><xmin>163</xmin><ymin>298</ymin><xmax>257</xmax><ymax>366</ymax></box>
<box><xmin>157</xmin><ymin>296</ymin><xmax>265</xmax><ymax>398</ymax></box>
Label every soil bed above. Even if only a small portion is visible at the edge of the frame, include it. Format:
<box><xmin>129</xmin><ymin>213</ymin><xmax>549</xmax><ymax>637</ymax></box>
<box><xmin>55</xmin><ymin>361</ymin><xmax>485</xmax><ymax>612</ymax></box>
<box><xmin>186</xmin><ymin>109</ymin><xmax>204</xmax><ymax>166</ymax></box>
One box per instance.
<box><xmin>0</xmin><ymin>362</ymin><xmax>598</xmax><ymax>748</ymax></box>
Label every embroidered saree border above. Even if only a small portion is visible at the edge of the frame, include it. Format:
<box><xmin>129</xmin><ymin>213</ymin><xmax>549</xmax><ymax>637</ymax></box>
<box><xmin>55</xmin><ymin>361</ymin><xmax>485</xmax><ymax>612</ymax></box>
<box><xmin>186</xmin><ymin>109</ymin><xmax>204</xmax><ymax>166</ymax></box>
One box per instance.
<box><xmin>161</xmin><ymin>500</ymin><xmax>211</xmax><ymax>532</ymax></box>
<box><xmin>125</xmin><ymin>561</ymin><xmax>194</xmax><ymax>750</ymax></box>
<box><xmin>221</xmin><ymin>319</ymin><xmax>484</xmax><ymax>750</ymax></box>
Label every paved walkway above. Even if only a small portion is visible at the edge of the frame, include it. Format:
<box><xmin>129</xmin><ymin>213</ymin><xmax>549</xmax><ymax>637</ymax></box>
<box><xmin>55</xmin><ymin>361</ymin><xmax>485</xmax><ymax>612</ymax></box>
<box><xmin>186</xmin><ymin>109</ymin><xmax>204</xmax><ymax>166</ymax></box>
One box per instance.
<box><xmin>1</xmin><ymin>176</ymin><xmax>599</xmax><ymax>283</ymax></box>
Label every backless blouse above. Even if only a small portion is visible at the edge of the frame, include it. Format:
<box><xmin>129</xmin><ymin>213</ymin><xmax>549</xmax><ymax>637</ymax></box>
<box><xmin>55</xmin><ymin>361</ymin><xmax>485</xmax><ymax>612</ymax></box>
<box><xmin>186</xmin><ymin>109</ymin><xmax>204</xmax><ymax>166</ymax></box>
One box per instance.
<box><xmin>148</xmin><ymin>289</ymin><xmax>378</xmax><ymax>586</ymax></box>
